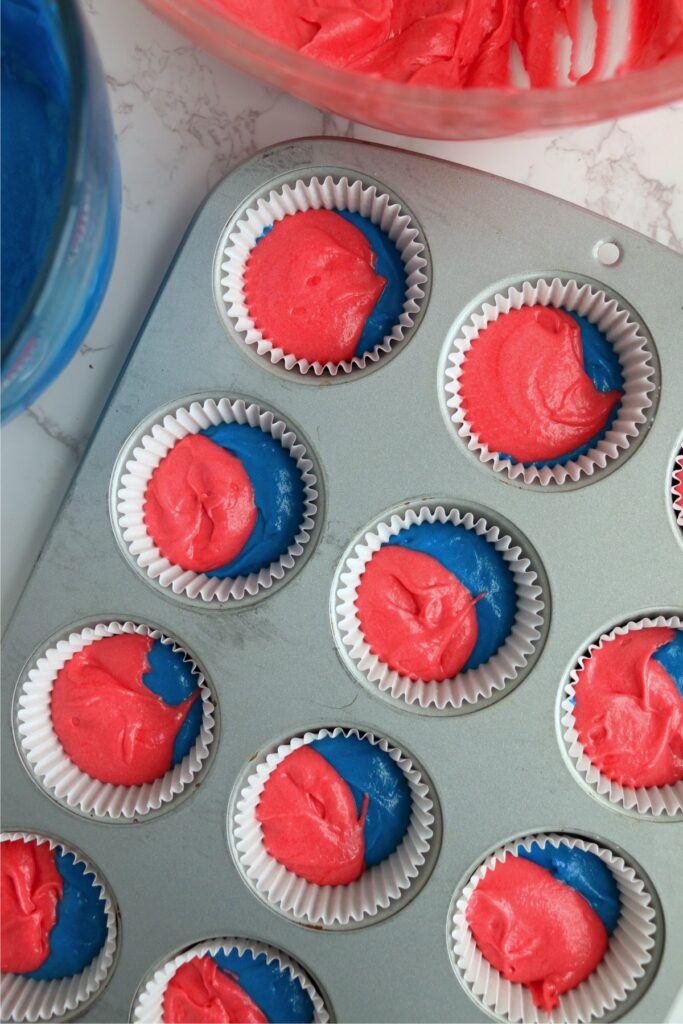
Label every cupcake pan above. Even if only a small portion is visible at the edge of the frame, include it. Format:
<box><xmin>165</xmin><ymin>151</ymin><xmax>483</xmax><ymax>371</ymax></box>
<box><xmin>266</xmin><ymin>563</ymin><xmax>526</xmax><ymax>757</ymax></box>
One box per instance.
<box><xmin>1</xmin><ymin>138</ymin><xmax>682</xmax><ymax>1023</ymax></box>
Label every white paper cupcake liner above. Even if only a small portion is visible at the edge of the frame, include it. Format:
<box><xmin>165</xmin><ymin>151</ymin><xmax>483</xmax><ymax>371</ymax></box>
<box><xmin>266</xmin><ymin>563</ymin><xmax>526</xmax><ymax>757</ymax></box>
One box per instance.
<box><xmin>450</xmin><ymin>832</ymin><xmax>660</xmax><ymax>1024</ymax></box>
<box><xmin>332</xmin><ymin>503</ymin><xmax>546</xmax><ymax>712</ymax></box>
<box><xmin>231</xmin><ymin>726</ymin><xmax>436</xmax><ymax>928</ymax></box>
<box><xmin>14</xmin><ymin>621</ymin><xmax>216</xmax><ymax>820</ymax></box>
<box><xmin>560</xmin><ymin>614</ymin><xmax>683</xmax><ymax>819</ymax></box>
<box><xmin>114</xmin><ymin>397</ymin><xmax>320</xmax><ymax>603</ymax></box>
<box><xmin>0</xmin><ymin>831</ymin><xmax>119</xmax><ymax>1023</ymax></box>
<box><xmin>217</xmin><ymin>174</ymin><xmax>428</xmax><ymax>377</ymax></box>
<box><xmin>131</xmin><ymin>936</ymin><xmax>330</xmax><ymax>1023</ymax></box>
<box><xmin>671</xmin><ymin>443</ymin><xmax>683</xmax><ymax>538</ymax></box>
<box><xmin>444</xmin><ymin>277</ymin><xmax>657</xmax><ymax>486</ymax></box>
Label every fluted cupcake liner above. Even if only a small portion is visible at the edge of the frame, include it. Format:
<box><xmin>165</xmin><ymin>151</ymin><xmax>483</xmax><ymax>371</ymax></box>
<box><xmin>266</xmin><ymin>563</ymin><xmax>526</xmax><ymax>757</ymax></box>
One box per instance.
<box><xmin>14</xmin><ymin>620</ymin><xmax>216</xmax><ymax>821</ymax></box>
<box><xmin>131</xmin><ymin>937</ymin><xmax>330</xmax><ymax>1023</ymax></box>
<box><xmin>559</xmin><ymin>614</ymin><xmax>683</xmax><ymax>819</ymax></box>
<box><xmin>444</xmin><ymin>277</ymin><xmax>657</xmax><ymax>486</ymax></box>
<box><xmin>450</xmin><ymin>832</ymin><xmax>660</xmax><ymax>1024</ymax></box>
<box><xmin>216</xmin><ymin>174</ymin><xmax>428</xmax><ymax>377</ymax></box>
<box><xmin>231</xmin><ymin>726</ymin><xmax>436</xmax><ymax>928</ymax></box>
<box><xmin>113</xmin><ymin>396</ymin><xmax>319</xmax><ymax>603</ymax></box>
<box><xmin>0</xmin><ymin>831</ymin><xmax>118</xmax><ymax>1023</ymax></box>
<box><xmin>671</xmin><ymin>442</ymin><xmax>683</xmax><ymax>539</ymax></box>
<box><xmin>332</xmin><ymin>502</ymin><xmax>546</xmax><ymax>712</ymax></box>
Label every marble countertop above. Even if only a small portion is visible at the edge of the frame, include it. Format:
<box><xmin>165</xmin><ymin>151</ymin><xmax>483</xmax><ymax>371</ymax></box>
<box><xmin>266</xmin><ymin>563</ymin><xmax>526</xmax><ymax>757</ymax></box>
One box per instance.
<box><xmin>2</xmin><ymin>0</ymin><xmax>682</xmax><ymax>622</ymax></box>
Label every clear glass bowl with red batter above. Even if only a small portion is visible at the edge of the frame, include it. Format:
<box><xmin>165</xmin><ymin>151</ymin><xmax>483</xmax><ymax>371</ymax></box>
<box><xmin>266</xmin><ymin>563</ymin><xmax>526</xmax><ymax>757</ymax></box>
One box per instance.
<box><xmin>143</xmin><ymin>0</ymin><xmax>683</xmax><ymax>140</ymax></box>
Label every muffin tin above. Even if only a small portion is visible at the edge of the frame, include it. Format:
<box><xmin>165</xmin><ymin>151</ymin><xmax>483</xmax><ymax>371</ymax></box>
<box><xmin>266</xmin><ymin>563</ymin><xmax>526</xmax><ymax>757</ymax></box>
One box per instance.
<box><xmin>2</xmin><ymin>138</ymin><xmax>682</xmax><ymax>1023</ymax></box>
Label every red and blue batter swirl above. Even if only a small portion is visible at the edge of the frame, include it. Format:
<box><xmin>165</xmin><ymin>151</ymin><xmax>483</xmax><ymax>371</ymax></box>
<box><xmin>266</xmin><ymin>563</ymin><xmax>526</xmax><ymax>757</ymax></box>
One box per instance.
<box><xmin>51</xmin><ymin>633</ymin><xmax>203</xmax><ymax>787</ymax></box>
<box><xmin>256</xmin><ymin>734</ymin><xmax>412</xmax><ymax>886</ymax></box>
<box><xmin>143</xmin><ymin>423</ymin><xmax>306</xmax><ymax>577</ymax></box>
<box><xmin>356</xmin><ymin>520</ymin><xmax>517</xmax><ymax>682</ymax></box>
<box><xmin>459</xmin><ymin>306</ymin><xmax>624</xmax><ymax>467</ymax></box>
<box><xmin>466</xmin><ymin>842</ymin><xmax>620</xmax><ymax>1012</ymax></box>
<box><xmin>163</xmin><ymin>947</ymin><xmax>315</xmax><ymax>1023</ymax></box>
<box><xmin>573</xmin><ymin>626</ymin><xmax>683</xmax><ymax>788</ymax></box>
<box><xmin>244</xmin><ymin>208</ymin><xmax>406</xmax><ymax>365</ymax></box>
<box><xmin>1</xmin><ymin>838</ymin><xmax>108</xmax><ymax>980</ymax></box>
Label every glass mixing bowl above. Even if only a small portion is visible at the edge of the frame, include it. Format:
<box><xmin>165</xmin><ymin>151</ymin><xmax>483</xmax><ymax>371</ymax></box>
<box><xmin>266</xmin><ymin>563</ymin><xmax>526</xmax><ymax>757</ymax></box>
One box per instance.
<box><xmin>145</xmin><ymin>0</ymin><xmax>683</xmax><ymax>140</ymax></box>
<box><xmin>1</xmin><ymin>0</ymin><xmax>120</xmax><ymax>423</ymax></box>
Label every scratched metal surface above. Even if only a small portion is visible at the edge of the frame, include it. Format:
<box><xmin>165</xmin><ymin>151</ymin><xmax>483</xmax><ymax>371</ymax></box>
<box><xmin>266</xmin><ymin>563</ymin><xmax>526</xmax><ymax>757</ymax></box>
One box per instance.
<box><xmin>2</xmin><ymin>139</ymin><xmax>682</xmax><ymax>1024</ymax></box>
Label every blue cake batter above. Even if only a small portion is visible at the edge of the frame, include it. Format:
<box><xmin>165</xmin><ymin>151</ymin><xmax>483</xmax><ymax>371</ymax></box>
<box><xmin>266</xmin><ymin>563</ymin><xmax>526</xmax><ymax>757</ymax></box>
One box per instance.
<box><xmin>26</xmin><ymin>849</ymin><xmax>108</xmax><ymax>981</ymax></box>
<box><xmin>199</xmin><ymin>422</ymin><xmax>306</xmax><ymax>579</ymax></box>
<box><xmin>519</xmin><ymin>842</ymin><xmax>621</xmax><ymax>935</ymax></box>
<box><xmin>310</xmin><ymin>734</ymin><xmax>412</xmax><ymax>867</ymax></box>
<box><xmin>387</xmin><ymin>520</ymin><xmax>517</xmax><ymax>671</ymax></box>
<box><xmin>652</xmin><ymin>629</ymin><xmax>683</xmax><ymax>699</ymax></box>
<box><xmin>211</xmin><ymin>947</ymin><xmax>315</xmax><ymax>1024</ymax></box>
<box><xmin>142</xmin><ymin>639</ymin><xmax>203</xmax><ymax>767</ymax></box>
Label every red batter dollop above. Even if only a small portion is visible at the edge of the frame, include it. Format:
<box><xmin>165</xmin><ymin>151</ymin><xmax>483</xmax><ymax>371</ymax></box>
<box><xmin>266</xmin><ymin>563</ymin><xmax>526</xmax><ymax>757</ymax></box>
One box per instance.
<box><xmin>144</xmin><ymin>434</ymin><xmax>256</xmax><ymax>573</ymax></box>
<box><xmin>355</xmin><ymin>545</ymin><xmax>480</xmax><ymax>681</ymax></box>
<box><xmin>256</xmin><ymin>744</ymin><xmax>368</xmax><ymax>886</ymax></box>
<box><xmin>51</xmin><ymin>633</ymin><xmax>199</xmax><ymax>787</ymax></box>
<box><xmin>466</xmin><ymin>856</ymin><xmax>608</xmax><ymax>1011</ymax></box>
<box><xmin>163</xmin><ymin>957</ymin><xmax>266</xmax><ymax>1024</ymax></box>
<box><xmin>243</xmin><ymin>209</ymin><xmax>386</xmax><ymax>365</ymax></box>
<box><xmin>458</xmin><ymin>306</ymin><xmax>622</xmax><ymax>463</ymax></box>
<box><xmin>1</xmin><ymin>839</ymin><xmax>63</xmax><ymax>975</ymax></box>
<box><xmin>573</xmin><ymin>628</ymin><xmax>683</xmax><ymax>788</ymax></box>
<box><xmin>219</xmin><ymin>1</ymin><xmax>683</xmax><ymax>88</ymax></box>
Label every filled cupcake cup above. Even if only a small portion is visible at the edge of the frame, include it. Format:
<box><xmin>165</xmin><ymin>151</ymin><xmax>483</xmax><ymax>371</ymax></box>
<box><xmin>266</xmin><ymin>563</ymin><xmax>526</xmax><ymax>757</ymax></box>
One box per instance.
<box><xmin>443</xmin><ymin>277</ymin><xmax>657</xmax><ymax>486</ymax></box>
<box><xmin>216</xmin><ymin>174</ymin><xmax>428</xmax><ymax>377</ymax></box>
<box><xmin>559</xmin><ymin>614</ymin><xmax>683</xmax><ymax>819</ymax></box>
<box><xmin>131</xmin><ymin>937</ymin><xmax>330</xmax><ymax>1023</ymax></box>
<box><xmin>332</xmin><ymin>502</ymin><xmax>547</xmax><ymax>712</ymax></box>
<box><xmin>449</xmin><ymin>832</ymin><xmax>660</xmax><ymax>1024</ymax></box>
<box><xmin>113</xmin><ymin>396</ymin><xmax>320</xmax><ymax>603</ymax></box>
<box><xmin>230</xmin><ymin>726</ymin><xmax>437</xmax><ymax>928</ymax></box>
<box><xmin>0</xmin><ymin>831</ymin><xmax>118</xmax><ymax>1023</ymax></box>
<box><xmin>671</xmin><ymin>441</ymin><xmax>683</xmax><ymax>540</ymax></box>
<box><xmin>14</xmin><ymin>620</ymin><xmax>216</xmax><ymax>820</ymax></box>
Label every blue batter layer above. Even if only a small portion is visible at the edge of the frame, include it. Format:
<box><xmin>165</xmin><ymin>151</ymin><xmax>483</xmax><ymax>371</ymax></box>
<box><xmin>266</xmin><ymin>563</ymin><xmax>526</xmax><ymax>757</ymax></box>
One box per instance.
<box><xmin>1</xmin><ymin>0</ymin><xmax>70</xmax><ymax>344</ymax></box>
<box><xmin>142</xmin><ymin>639</ymin><xmax>202</xmax><ymax>767</ymax></box>
<box><xmin>652</xmin><ymin>629</ymin><xmax>683</xmax><ymax>700</ymax></box>
<box><xmin>212</xmin><ymin>948</ymin><xmax>314</xmax><ymax>1024</ymax></box>
<box><xmin>200</xmin><ymin>423</ymin><xmax>305</xmax><ymax>579</ymax></box>
<box><xmin>256</xmin><ymin>210</ymin><xmax>406</xmax><ymax>358</ymax></box>
<box><xmin>310</xmin><ymin>735</ymin><xmax>412</xmax><ymax>867</ymax></box>
<box><xmin>501</xmin><ymin>310</ymin><xmax>625</xmax><ymax>469</ymax></box>
<box><xmin>26</xmin><ymin>849</ymin><xmax>108</xmax><ymax>981</ymax></box>
<box><xmin>519</xmin><ymin>841</ymin><xmax>620</xmax><ymax>935</ymax></box>
<box><xmin>388</xmin><ymin>521</ymin><xmax>517</xmax><ymax>672</ymax></box>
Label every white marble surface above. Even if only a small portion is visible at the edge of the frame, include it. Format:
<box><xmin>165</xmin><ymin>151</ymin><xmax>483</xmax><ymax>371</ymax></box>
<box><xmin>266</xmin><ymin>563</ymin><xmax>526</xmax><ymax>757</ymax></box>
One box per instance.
<box><xmin>2</xmin><ymin>0</ymin><xmax>683</xmax><ymax>623</ymax></box>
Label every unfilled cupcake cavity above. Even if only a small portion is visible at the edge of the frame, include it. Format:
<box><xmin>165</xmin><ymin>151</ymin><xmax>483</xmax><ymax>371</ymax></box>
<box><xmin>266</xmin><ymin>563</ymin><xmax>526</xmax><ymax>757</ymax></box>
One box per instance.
<box><xmin>558</xmin><ymin>613</ymin><xmax>683</xmax><ymax>820</ymax></box>
<box><xmin>111</xmin><ymin>394</ymin><xmax>323</xmax><ymax>606</ymax></box>
<box><xmin>0</xmin><ymin>831</ymin><xmax>119</xmax><ymax>1023</ymax></box>
<box><xmin>442</xmin><ymin>276</ymin><xmax>659</xmax><ymax>488</ymax></box>
<box><xmin>13</xmin><ymin>620</ymin><xmax>218</xmax><ymax>821</ymax></box>
<box><xmin>228</xmin><ymin>724</ymin><xmax>441</xmax><ymax>929</ymax></box>
<box><xmin>331</xmin><ymin>499</ymin><xmax>549</xmax><ymax>715</ymax></box>
<box><xmin>448</xmin><ymin>831</ymin><xmax>663</xmax><ymax>1024</ymax></box>
<box><xmin>214</xmin><ymin>172</ymin><xmax>429</xmax><ymax>380</ymax></box>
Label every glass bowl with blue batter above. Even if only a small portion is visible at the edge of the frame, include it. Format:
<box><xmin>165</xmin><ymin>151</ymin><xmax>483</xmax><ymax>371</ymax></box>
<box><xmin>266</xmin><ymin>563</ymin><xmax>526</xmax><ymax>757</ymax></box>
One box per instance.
<box><xmin>1</xmin><ymin>0</ymin><xmax>120</xmax><ymax>422</ymax></box>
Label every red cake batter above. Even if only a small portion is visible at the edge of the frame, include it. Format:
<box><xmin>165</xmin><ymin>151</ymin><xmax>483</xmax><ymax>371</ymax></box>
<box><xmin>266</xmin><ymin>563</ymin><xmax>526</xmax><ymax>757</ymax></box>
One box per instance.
<box><xmin>256</xmin><ymin>745</ymin><xmax>368</xmax><ymax>886</ymax></box>
<box><xmin>51</xmin><ymin>634</ymin><xmax>199</xmax><ymax>787</ymax></box>
<box><xmin>355</xmin><ymin>545</ymin><xmax>480</xmax><ymax>681</ymax></box>
<box><xmin>219</xmin><ymin>1</ymin><xmax>683</xmax><ymax>88</ymax></box>
<box><xmin>1</xmin><ymin>839</ymin><xmax>63</xmax><ymax>975</ymax></box>
<box><xmin>163</xmin><ymin>957</ymin><xmax>266</xmax><ymax>1024</ymax></box>
<box><xmin>573</xmin><ymin>628</ymin><xmax>683</xmax><ymax>788</ymax></box>
<box><xmin>466</xmin><ymin>856</ymin><xmax>608</xmax><ymax>1011</ymax></box>
<box><xmin>458</xmin><ymin>306</ymin><xmax>622</xmax><ymax>463</ymax></box>
<box><xmin>144</xmin><ymin>434</ymin><xmax>256</xmax><ymax>573</ymax></box>
<box><xmin>243</xmin><ymin>209</ymin><xmax>386</xmax><ymax>365</ymax></box>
